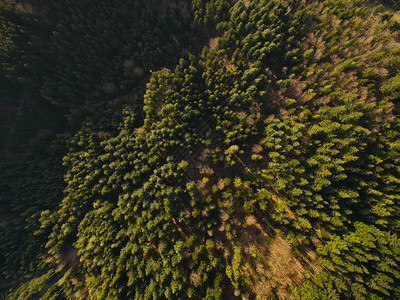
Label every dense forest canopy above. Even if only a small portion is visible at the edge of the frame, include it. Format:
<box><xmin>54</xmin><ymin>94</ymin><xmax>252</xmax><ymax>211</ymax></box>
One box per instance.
<box><xmin>1</xmin><ymin>0</ymin><xmax>400</xmax><ymax>299</ymax></box>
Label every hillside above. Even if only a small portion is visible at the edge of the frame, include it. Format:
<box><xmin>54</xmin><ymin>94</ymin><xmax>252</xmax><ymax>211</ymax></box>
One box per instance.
<box><xmin>1</xmin><ymin>0</ymin><xmax>400</xmax><ymax>299</ymax></box>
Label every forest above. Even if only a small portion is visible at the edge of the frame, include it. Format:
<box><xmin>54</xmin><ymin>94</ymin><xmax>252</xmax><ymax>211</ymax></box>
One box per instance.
<box><xmin>1</xmin><ymin>0</ymin><xmax>400</xmax><ymax>299</ymax></box>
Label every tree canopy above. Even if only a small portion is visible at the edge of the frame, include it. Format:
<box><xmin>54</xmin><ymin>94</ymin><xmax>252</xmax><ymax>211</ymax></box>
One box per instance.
<box><xmin>1</xmin><ymin>0</ymin><xmax>400</xmax><ymax>299</ymax></box>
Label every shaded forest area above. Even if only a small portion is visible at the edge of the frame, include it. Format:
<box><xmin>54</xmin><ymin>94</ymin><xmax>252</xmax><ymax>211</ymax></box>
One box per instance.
<box><xmin>1</xmin><ymin>0</ymin><xmax>400</xmax><ymax>299</ymax></box>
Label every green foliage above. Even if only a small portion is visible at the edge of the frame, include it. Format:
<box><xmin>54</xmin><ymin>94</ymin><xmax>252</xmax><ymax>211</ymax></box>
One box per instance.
<box><xmin>39</xmin><ymin>0</ymin><xmax>192</xmax><ymax>106</ymax></box>
<box><xmin>0</xmin><ymin>137</ymin><xmax>66</xmax><ymax>277</ymax></box>
<box><xmin>2</xmin><ymin>0</ymin><xmax>400</xmax><ymax>299</ymax></box>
